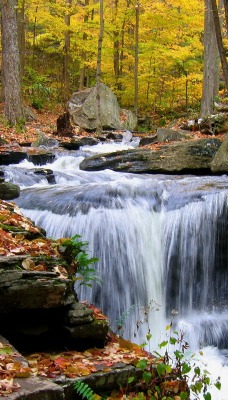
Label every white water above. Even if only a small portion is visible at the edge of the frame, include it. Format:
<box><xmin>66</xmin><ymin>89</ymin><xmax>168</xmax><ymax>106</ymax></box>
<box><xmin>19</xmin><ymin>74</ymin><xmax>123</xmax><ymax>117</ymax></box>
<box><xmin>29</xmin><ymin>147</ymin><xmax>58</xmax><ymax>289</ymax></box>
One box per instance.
<box><xmin>3</xmin><ymin>145</ymin><xmax>228</xmax><ymax>399</ymax></box>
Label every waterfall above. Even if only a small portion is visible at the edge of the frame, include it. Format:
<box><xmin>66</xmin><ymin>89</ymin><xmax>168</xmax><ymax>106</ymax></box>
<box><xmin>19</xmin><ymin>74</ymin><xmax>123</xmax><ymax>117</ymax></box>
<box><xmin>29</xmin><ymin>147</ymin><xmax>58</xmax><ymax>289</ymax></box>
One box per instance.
<box><xmin>7</xmin><ymin>153</ymin><xmax>228</xmax><ymax>398</ymax></box>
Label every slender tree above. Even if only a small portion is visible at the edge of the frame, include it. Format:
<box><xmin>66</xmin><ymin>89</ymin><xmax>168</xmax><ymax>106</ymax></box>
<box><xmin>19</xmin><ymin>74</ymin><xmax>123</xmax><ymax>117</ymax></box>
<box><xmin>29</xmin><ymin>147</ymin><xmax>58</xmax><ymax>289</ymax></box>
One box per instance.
<box><xmin>63</xmin><ymin>0</ymin><xmax>73</xmax><ymax>104</ymax></box>
<box><xmin>17</xmin><ymin>0</ymin><xmax>26</xmax><ymax>77</ymax></box>
<box><xmin>1</xmin><ymin>0</ymin><xmax>23</xmax><ymax>125</ymax></box>
<box><xmin>134</xmin><ymin>2</ymin><xmax>139</xmax><ymax>115</ymax></box>
<box><xmin>210</xmin><ymin>0</ymin><xmax>228</xmax><ymax>90</ymax></box>
<box><xmin>201</xmin><ymin>0</ymin><xmax>220</xmax><ymax>117</ymax></box>
<box><xmin>79</xmin><ymin>0</ymin><xmax>89</xmax><ymax>90</ymax></box>
<box><xmin>96</xmin><ymin>0</ymin><xmax>104</xmax><ymax>133</ymax></box>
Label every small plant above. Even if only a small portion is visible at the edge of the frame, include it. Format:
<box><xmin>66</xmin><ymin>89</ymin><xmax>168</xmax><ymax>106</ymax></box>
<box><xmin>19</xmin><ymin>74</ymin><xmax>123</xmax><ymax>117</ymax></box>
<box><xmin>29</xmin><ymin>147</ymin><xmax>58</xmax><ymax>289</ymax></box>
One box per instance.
<box><xmin>74</xmin><ymin>380</ymin><xmax>101</xmax><ymax>400</ymax></box>
<box><xmin>15</xmin><ymin>117</ymin><xmax>26</xmax><ymax>133</ymax></box>
<box><xmin>58</xmin><ymin>234</ymin><xmax>101</xmax><ymax>288</ymax></box>
<box><xmin>32</xmin><ymin>98</ymin><xmax>45</xmax><ymax>110</ymax></box>
<box><xmin>131</xmin><ymin>324</ymin><xmax>222</xmax><ymax>400</ymax></box>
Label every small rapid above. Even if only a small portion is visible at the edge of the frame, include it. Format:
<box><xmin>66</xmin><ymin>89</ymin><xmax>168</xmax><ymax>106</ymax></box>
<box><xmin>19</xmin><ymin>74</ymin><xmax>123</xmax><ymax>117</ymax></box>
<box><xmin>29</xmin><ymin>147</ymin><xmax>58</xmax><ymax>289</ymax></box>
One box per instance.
<box><xmin>3</xmin><ymin>145</ymin><xmax>228</xmax><ymax>399</ymax></box>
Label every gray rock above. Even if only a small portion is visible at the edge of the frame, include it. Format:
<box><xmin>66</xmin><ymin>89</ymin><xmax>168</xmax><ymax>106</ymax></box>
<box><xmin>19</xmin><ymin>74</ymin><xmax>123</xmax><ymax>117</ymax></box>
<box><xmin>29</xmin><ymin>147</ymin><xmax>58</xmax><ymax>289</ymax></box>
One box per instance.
<box><xmin>139</xmin><ymin>134</ymin><xmax>158</xmax><ymax>147</ymax></box>
<box><xmin>120</xmin><ymin>109</ymin><xmax>138</xmax><ymax>131</ymax></box>
<box><xmin>156</xmin><ymin>128</ymin><xmax>193</xmax><ymax>143</ymax></box>
<box><xmin>67</xmin><ymin>84</ymin><xmax>137</xmax><ymax>131</ymax></box>
<box><xmin>80</xmin><ymin>138</ymin><xmax>222</xmax><ymax>174</ymax></box>
<box><xmin>0</xmin><ymin>182</ymin><xmax>20</xmax><ymax>200</ymax></box>
<box><xmin>31</xmin><ymin>134</ymin><xmax>59</xmax><ymax>149</ymax></box>
<box><xmin>0</xmin><ymin>268</ymin><xmax>72</xmax><ymax>312</ymax></box>
<box><xmin>65</xmin><ymin>302</ymin><xmax>94</xmax><ymax>326</ymax></box>
<box><xmin>211</xmin><ymin>135</ymin><xmax>228</xmax><ymax>172</ymax></box>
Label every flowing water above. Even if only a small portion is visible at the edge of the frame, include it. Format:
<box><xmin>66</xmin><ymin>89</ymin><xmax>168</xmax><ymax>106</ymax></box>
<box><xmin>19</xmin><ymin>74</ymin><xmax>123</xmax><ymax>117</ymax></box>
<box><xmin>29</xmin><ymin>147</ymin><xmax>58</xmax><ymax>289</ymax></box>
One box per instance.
<box><xmin>2</xmin><ymin>140</ymin><xmax>228</xmax><ymax>399</ymax></box>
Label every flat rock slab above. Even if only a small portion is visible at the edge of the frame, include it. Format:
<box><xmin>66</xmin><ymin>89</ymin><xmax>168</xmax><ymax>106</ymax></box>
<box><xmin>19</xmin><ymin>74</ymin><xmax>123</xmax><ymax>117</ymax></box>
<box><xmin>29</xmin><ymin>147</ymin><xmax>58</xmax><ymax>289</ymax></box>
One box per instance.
<box><xmin>80</xmin><ymin>138</ymin><xmax>222</xmax><ymax>174</ymax></box>
<box><xmin>56</xmin><ymin>364</ymin><xmax>143</xmax><ymax>399</ymax></box>
<box><xmin>0</xmin><ymin>336</ymin><xmax>64</xmax><ymax>400</ymax></box>
<box><xmin>0</xmin><ymin>335</ymin><xmax>142</xmax><ymax>400</ymax></box>
<box><xmin>3</xmin><ymin>377</ymin><xmax>65</xmax><ymax>400</ymax></box>
<box><xmin>0</xmin><ymin>265</ymin><xmax>72</xmax><ymax>312</ymax></box>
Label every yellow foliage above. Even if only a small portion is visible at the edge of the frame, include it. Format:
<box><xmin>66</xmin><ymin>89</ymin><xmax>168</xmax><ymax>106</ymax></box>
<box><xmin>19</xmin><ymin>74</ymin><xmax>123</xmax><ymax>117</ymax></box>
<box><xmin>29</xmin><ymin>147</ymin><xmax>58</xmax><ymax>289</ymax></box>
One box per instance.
<box><xmin>21</xmin><ymin>0</ymin><xmax>205</xmax><ymax>113</ymax></box>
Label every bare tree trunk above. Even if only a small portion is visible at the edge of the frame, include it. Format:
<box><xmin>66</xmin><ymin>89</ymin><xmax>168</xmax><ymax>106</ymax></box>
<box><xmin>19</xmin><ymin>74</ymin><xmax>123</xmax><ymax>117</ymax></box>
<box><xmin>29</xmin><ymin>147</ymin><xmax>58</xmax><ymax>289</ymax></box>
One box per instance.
<box><xmin>96</xmin><ymin>0</ymin><xmax>104</xmax><ymax>133</ymax></box>
<box><xmin>201</xmin><ymin>0</ymin><xmax>220</xmax><ymax>117</ymax></box>
<box><xmin>63</xmin><ymin>0</ymin><xmax>72</xmax><ymax>105</ymax></box>
<box><xmin>1</xmin><ymin>0</ymin><xmax>23</xmax><ymax>125</ymax></box>
<box><xmin>210</xmin><ymin>0</ymin><xmax>228</xmax><ymax>90</ymax></box>
<box><xmin>113</xmin><ymin>0</ymin><xmax>121</xmax><ymax>89</ymax></box>
<box><xmin>17</xmin><ymin>0</ymin><xmax>25</xmax><ymax>77</ymax></box>
<box><xmin>222</xmin><ymin>0</ymin><xmax>228</xmax><ymax>36</ymax></box>
<box><xmin>79</xmin><ymin>0</ymin><xmax>89</xmax><ymax>90</ymax></box>
<box><xmin>134</xmin><ymin>3</ymin><xmax>139</xmax><ymax>116</ymax></box>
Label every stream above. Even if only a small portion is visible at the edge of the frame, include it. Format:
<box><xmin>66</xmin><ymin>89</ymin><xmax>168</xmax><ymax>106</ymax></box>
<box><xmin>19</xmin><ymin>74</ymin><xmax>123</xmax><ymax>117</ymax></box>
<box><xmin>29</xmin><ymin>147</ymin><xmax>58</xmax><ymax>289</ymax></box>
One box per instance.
<box><xmin>3</xmin><ymin>139</ymin><xmax>228</xmax><ymax>399</ymax></box>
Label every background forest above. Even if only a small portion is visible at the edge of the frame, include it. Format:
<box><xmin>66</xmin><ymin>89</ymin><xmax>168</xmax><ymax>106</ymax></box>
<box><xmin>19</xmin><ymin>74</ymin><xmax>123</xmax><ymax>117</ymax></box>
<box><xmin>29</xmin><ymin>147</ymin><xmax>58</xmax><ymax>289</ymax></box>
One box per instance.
<box><xmin>0</xmin><ymin>0</ymin><xmax>205</xmax><ymax>119</ymax></box>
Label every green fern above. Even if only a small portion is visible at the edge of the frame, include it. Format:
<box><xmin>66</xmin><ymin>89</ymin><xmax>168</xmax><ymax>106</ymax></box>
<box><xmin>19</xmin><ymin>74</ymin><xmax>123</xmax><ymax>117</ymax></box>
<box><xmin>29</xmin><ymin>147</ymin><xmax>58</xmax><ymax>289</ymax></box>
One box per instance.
<box><xmin>73</xmin><ymin>380</ymin><xmax>99</xmax><ymax>400</ymax></box>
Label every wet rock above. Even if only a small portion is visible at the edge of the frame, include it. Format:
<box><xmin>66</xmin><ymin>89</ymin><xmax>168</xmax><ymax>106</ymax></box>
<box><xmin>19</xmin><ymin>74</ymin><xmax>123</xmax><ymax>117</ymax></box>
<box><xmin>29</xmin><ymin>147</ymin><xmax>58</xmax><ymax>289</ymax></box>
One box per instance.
<box><xmin>80</xmin><ymin>138</ymin><xmax>222</xmax><ymax>174</ymax></box>
<box><xmin>0</xmin><ymin>182</ymin><xmax>20</xmax><ymax>200</ymax></box>
<box><xmin>106</xmin><ymin>132</ymin><xmax>123</xmax><ymax>141</ymax></box>
<box><xmin>0</xmin><ymin>151</ymin><xmax>27</xmax><ymax>165</ymax></box>
<box><xmin>61</xmin><ymin>137</ymin><xmax>99</xmax><ymax>150</ymax></box>
<box><xmin>33</xmin><ymin>168</ymin><xmax>56</xmax><ymax>184</ymax></box>
<box><xmin>27</xmin><ymin>152</ymin><xmax>55</xmax><ymax>165</ymax></box>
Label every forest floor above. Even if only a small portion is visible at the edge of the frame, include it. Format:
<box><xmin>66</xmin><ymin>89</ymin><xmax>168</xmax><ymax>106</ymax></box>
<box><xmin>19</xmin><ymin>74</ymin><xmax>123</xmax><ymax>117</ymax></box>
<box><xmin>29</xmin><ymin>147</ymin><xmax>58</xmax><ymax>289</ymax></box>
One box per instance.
<box><xmin>0</xmin><ymin>103</ymin><xmax>226</xmax><ymax>151</ymax></box>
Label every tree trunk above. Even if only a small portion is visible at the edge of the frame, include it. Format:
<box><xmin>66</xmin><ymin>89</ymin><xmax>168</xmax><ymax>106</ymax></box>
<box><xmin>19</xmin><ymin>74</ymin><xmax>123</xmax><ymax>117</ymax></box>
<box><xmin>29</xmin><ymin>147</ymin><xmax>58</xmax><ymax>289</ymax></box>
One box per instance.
<box><xmin>17</xmin><ymin>0</ymin><xmax>26</xmax><ymax>77</ymax></box>
<box><xmin>1</xmin><ymin>0</ymin><xmax>23</xmax><ymax>125</ymax></box>
<box><xmin>222</xmin><ymin>0</ymin><xmax>228</xmax><ymax>36</ymax></box>
<box><xmin>96</xmin><ymin>0</ymin><xmax>104</xmax><ymax>133</ymax></box>
<box><xmin>63</xmin><ymin>0</ymin><xmax>72</xmax><ymax>105</ymax></box>
<box><xmin>134</xmin><ymin>3</ymin><xmax>139</xmax><ymax>116</ymax></box>
<box><xmin>201</xmin><ymin>0</ymin><xmax>220</xmax><ymax>117</ymax></box>
<box><xmin>113</xmin><ymin>0</ymin><xmax>120</xmax><ymax>89</ymax></box>
<box><xmin>210</xmin><ymin>0</ymin><xmax>228</xmax><ymax>90</ymax></box>
<box><xmin>79</xmin><ymin>0</ymin><xmax>89</xmax><ymax>90</ymax></box>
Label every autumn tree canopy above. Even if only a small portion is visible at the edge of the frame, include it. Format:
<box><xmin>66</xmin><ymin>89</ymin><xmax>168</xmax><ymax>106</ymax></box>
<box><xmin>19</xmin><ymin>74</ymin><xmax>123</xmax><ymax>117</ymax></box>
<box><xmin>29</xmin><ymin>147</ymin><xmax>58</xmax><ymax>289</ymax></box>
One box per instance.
<box><xmin>1</xmin><ymin>0</ymin><xmax>225</xmax><ymax>118</ymax></box>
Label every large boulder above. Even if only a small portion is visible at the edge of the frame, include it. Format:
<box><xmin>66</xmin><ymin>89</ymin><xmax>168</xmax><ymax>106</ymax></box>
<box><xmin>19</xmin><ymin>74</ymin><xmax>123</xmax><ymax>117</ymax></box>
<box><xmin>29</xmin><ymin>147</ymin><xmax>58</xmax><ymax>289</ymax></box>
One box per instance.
<box><xmin>211</xmin><ymin>134</ymin><xmax>228</xmax><ymax>173</ymax></box>
<box><xmin>62</xmin><ymin>84</ymin><xmax>137</xmax><ymax>131</ymax></box>
<box><xmin>80</xmin><ymin>138</ymin><xmax>222</xmax><ymax>174</ymax></box>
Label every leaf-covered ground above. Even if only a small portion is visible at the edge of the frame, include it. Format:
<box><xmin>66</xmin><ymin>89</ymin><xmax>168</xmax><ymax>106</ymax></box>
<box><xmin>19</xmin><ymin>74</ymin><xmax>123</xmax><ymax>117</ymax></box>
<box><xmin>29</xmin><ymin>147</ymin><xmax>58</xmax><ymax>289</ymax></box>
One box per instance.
<box><xmin>0</xmin><ymin>334</ymin><xmax>155</xmax><ymax>397</ymax></box>
<box><xmin>0</xmin><ymin>102</ymin><xmax>225</xmax><ymax>153</ymax></box>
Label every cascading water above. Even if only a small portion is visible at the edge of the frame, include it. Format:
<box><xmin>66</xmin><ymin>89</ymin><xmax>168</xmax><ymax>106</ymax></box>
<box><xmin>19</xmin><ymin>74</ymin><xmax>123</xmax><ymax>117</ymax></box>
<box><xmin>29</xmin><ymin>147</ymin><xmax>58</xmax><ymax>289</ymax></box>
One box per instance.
<box><xmin>3</xmin><ymin>142</ymin><xmax>228</xmax><ymax>399</ymax></box>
